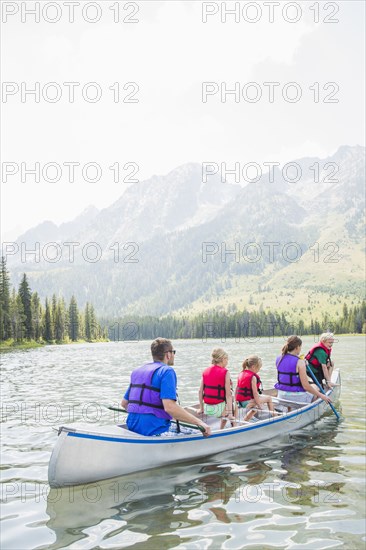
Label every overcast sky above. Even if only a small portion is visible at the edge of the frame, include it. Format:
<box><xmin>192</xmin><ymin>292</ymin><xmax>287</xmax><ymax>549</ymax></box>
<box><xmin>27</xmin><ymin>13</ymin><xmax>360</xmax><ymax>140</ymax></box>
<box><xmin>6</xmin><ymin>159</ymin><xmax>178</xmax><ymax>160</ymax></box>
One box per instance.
<box><xmin>1</xmin><ymin>0</ymin><xmax>365</xmax><ymax>240</ymax></box>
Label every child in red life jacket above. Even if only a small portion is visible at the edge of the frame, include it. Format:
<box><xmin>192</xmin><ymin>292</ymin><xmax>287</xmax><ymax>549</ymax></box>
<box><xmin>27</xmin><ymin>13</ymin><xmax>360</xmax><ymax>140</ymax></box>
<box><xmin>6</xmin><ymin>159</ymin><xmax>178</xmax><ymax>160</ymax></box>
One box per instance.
<box><xmin>198</xmin><ymin>348</ymin><xmax>235</xmax><ymax>429</ymax></box>
<box><xmin>235</xmin><ymin>355</ymin><xmax>275</xmax><ymax>422</ymax></box>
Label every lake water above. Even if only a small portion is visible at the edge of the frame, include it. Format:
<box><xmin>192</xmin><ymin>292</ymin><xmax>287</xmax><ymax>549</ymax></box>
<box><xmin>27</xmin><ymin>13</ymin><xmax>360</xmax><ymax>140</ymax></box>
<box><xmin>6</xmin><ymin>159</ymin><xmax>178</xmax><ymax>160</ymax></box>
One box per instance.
<box><xmin>1</xmin><ymin>336</ymin><xmax>365</xmax><ymax>550</ymax></box>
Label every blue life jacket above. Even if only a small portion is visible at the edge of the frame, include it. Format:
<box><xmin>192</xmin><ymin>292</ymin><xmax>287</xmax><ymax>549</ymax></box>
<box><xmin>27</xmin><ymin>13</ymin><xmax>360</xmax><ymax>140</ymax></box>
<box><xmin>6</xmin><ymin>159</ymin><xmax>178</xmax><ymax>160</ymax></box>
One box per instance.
<box><xmin>127</xmin><ymin>362</ymin><xmax>172</xmax><ymax>420</ymax></box>
<box><xmin>274</xmin><ymin>354</ymin><xmax>305</xmax><ymax>392</ymax></box>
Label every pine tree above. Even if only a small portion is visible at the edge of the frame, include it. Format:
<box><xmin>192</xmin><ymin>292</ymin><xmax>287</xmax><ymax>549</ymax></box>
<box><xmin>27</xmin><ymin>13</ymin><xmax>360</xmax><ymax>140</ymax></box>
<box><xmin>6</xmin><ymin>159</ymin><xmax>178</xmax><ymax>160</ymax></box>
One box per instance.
<box><xmin>31</xmin><ymin>292</ymin><xmax>43</xmax><ymax>341</ymax></box>
<box><xmin>51</xmin><ymin>294</ymin><xmax>58</xmax><ymax>327</ymax></box>
<box><xmin>18</xmin><ymin>274</ymin><xmax>33</xmax><ymax>339</ymax></box>
<box><xmin>0</xmin><ymin>257</ymin><xmax>11</xmax><ymax>340</ymax></box>
<box><xmin>54</xmin><ymin>304</ymin><xmax>63</xmax><ymax>342</ymax></box>
<box><xmin>0</xmin><ymin>303</ymin><xmax>4</xmax><ymax>341</ymax></box>
<box><xmin>44</xmin><ymin>298</ymin><xmax>53</xmax><ymax>342</ymax></box>
<box><xmin>89</xmin><ymin>304</ymin><xmax>97</xmax><ymax>340</ymax></box>
<box><xmin>78</xmin><ymin>311</ymin><xmax>85</xmax><ymax>340</ymax></box>
<box><xmin>361</xmin><ymin>300</ymin><xmax>366</xmax><ymax>321</ymax></box>
<box><xmin>54</xmin><ymin>298</ymin><xmax>66</xmax><ymax>342</ymax></box>
<box><xmin>60</xmin><ymin>298</ymin><xmax>69</xmax><ymax>340</ymax></box>
<box><xmin>85</xmin><ymin>302</ymin><xmax>91</xmax><ymax>341</ymax></box>
<box><xmin>342</xmin><ymin>303</ymin><xmax>348</xmax><ymax>319</ymax></box>
<box><xmin>84</xmin><ymin>303</ymin><xmax>100</xmax><ymax>342</ymax></box>
<box><xmin>355</xmin><ymin>311</ymin><xmax>363</xmax><ymax>333</ymax></box>
<box><xmin>9</xmin><ymin>289</ymin><xmax>26</xmax><ymax>341</ymax></box>
<box><xmin>68</xmin><ymin>296</ymin><xmax>79</xmax><ymax>341</ymax></box>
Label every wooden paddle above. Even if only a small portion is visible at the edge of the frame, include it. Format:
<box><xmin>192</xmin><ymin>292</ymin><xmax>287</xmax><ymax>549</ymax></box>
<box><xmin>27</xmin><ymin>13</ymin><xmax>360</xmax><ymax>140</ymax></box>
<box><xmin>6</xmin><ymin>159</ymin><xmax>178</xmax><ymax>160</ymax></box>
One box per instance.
<box><xmin>306</xmin><ymin>368</ymin><xmax>340</xmax><ymax>421</ymax></box>
<box><xmin>103</xmin><ymin>404</ymin><xmax>205</xmax><ymax>433</ymax></box>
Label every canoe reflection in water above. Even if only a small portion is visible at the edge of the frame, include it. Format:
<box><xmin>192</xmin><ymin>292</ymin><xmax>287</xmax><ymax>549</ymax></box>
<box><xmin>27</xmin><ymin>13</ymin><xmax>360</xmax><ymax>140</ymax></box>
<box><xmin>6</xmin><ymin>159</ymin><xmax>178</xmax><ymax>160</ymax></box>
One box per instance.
<box><xmin>46</xmin><ymin>448</ymin><xmax>274</xmax><ymax>548</ymax></box>
<box><xmin>46</xmin><ymin>417</ymin><xmax>342</xmax><ymax>549</ymax></box>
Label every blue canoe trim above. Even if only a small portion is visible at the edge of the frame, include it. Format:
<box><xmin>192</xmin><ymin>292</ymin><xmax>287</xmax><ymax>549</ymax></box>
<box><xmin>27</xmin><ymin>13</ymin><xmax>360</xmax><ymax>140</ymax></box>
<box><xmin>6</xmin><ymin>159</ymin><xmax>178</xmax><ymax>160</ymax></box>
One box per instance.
<box><xmin>66</xmin><ymin>399</ymin><xmax>323</xmax><ymax>445</ymax></box>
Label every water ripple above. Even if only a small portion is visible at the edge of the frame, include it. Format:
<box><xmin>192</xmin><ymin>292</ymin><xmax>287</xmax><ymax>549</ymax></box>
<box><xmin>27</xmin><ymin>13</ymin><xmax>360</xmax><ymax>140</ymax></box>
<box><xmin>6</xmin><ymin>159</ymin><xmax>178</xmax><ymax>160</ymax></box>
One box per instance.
<box><xmin>1</xmin><ymin>337</ymin><xmax>365</xmax><ymax>550</ymax></box>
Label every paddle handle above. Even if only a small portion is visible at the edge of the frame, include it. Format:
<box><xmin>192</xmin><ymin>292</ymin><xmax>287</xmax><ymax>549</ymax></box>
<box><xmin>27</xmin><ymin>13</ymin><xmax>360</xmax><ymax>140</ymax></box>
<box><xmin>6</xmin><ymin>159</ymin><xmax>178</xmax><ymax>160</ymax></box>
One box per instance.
<box><xmin>106</xmin><ymin>404</ymin><xmax>128</xmax><ymax>413</ymax></box>
<box><xmin>306</xmin><ymin>367</ymin><xmax>340</xmax><ymax>420</ymax></box>
<box><xmin>104</xmin><ymin>404</ymin><xmax>205</xmax><ymax>433</ymax></box>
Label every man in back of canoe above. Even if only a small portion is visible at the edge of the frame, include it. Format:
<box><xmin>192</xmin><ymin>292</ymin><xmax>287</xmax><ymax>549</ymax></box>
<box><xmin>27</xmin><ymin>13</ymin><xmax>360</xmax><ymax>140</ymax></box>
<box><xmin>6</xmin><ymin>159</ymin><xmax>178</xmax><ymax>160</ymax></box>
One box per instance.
<box><xmin>305</xmin><ymin>332</ymin><xmax>335</xmax><ymax>388</ymax></box>
<box><xmin>122</xmin><ymin>337</ymin><xmax>211</xmax><ymax>437</ymax></box>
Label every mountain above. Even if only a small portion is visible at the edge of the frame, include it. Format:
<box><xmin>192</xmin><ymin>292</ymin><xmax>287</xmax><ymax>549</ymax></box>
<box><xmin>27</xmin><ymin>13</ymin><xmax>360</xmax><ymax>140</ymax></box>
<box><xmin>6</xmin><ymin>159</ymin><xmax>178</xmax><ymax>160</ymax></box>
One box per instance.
<box><xmin>58</xmin><ymin>205</ymin><xmax>100</xmax><ymax>240</ymax></box>
<box><xmin>8</xmin><ymin>164</ymin><xmax>240</xmax><ymax>266</ymax></box>
<box><xmin>15</xmin><ymin>220</ymin><xmax>60</xmax><ymax>245</ymax></box>
<box><xmin>71</xmin><ymin>163</ymin><xmax>241</xmax><ymax>251</ymax></box>
<box><xmin>5</xmin><ymin>146</ymin><xmax>365</xmax><ymax>321</ymax></box>
<box><xmin>12</xmin><ymin>205</ymin><xmax>100</xmax><ymax>258</ymax></box>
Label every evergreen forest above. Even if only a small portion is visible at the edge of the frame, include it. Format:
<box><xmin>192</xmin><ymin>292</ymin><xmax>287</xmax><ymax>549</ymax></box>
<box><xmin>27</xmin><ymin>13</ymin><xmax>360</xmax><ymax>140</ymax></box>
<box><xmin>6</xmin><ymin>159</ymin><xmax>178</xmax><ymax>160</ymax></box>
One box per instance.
<box><xmin>0</xmin><ymin>257</ymin><xmax>107</xmax><ymax>346</ymax></box>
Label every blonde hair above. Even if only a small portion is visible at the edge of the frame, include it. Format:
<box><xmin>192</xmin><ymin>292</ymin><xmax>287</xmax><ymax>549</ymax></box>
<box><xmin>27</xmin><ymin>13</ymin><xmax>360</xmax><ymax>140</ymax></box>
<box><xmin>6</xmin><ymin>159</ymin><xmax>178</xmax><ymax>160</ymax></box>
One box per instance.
<box><xmin>242</xmin><ymin>355</ymin><xmax>262</xmax><ymax>370</ymax></box>
<box><xmin>211</xmin><ymin>348</ymin><xmax>228</xmax><ymax>365</ymax></box>
<box><xmin>281</xmin><ymin>335</ymin><xmax>302</xmax><ymax>355</ymax></box>
<box><xmin>320</xmin><ymin>332</ymin><xmax>334</xmax><ymax>342</ymax></box>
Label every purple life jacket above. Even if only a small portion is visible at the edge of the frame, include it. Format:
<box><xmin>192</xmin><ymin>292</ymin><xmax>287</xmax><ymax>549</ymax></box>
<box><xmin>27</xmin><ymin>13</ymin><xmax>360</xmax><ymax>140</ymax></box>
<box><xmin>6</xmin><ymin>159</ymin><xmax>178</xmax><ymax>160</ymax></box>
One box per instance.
<box><xmin>127</xmin><ymin>362</ymin><xmax>172</xmax><ymax>420</ymax></box>
<box><xmin>274</xmin><ymin>354</ymin><xmax>305</xmax><ymax>392</ymax></box>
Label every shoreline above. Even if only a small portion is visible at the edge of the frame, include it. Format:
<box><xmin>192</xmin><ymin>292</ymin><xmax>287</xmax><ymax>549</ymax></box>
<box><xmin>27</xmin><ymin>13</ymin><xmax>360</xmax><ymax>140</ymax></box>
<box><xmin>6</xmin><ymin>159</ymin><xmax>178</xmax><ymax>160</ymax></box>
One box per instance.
<box><xmin>1</xmin><ymin>333</ymin><xmax>363</xmax><ymax>352</ymax></box>
<box><xmin>0</xmin><ymin>339</ymin><xmax>109</xmax><ymax>352</ymax></box>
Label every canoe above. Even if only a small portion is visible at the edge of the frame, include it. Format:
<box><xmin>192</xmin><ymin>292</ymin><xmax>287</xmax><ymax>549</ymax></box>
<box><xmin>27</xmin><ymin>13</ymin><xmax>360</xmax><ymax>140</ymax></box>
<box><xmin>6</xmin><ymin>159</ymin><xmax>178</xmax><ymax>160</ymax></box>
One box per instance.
<box><xmin>48</xmin><ymin>369</ymin><xmax>341</xmax><ymax>487</ymax></box>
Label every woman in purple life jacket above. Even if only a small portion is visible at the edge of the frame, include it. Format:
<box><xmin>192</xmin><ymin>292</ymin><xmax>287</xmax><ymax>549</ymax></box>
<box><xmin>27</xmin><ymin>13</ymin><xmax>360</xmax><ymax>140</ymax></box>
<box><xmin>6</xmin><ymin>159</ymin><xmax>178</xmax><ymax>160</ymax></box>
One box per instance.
<box><xmin>275</xmin><ymin>335</ymin><xmax>332</xmax><ymax>405</ymax></box>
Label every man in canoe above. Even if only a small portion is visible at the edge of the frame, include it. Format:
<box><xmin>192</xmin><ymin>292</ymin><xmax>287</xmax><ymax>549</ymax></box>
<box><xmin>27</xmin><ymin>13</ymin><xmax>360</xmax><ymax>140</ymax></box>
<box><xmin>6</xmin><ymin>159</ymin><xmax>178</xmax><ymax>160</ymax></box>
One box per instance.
<box><xmin>122</xmin><ymin>337</ymin><xmax>211</xmax><ymax>437</ymax></box>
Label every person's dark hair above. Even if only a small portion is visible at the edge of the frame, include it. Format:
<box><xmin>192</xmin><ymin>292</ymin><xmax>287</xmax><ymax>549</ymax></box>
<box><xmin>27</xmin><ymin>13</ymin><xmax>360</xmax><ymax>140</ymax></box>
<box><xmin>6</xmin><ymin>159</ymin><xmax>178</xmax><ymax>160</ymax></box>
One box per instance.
<box><xmin>281</xmin><ymin>335</ymin><xmax>302</xmax><ymax>355</ymax></box>
<box><xmin>151</xmin><ymin>337</ymin><xmax>173</xmax><ymax>361</ymax></box>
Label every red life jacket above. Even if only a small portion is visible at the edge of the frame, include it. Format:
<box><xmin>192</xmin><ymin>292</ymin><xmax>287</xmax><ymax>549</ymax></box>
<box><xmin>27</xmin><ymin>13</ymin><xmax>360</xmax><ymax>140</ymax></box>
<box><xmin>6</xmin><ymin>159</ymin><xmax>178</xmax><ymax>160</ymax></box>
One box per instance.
<box><xmin>235</xmin><ymin>370</ymin><xmax>262</xmax><ymax>402</ymax></box>
<box><xmin>202</xmin><ymin>365</ymin><xmax>227</xmax><ymax>404</ymax></box>
<box><xmin>305</xmin><ymin>342</ymin><xmax>332</xmax><ymax>369</ymax></box>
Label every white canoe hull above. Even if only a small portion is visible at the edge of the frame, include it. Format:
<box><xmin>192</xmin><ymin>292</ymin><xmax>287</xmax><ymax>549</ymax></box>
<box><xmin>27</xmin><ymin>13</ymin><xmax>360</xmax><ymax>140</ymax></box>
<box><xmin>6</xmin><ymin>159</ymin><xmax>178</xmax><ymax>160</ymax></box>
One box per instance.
<box><xmin>48</xmin><ymin>370</ymin><xmax>341</xmax><ymax>487</ymax></box>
